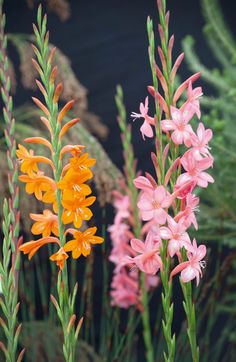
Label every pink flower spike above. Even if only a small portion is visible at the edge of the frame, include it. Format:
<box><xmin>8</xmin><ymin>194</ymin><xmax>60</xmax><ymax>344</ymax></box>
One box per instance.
<box><xmin>191</xmin><ymin>122</ymin><xmax>213</xmax><ymax>160</ymax></box>
<box><xmin>131</xmin><ymin>97</ymin><xmax>155</xmax><ymax>140</ymax></box>
<box><xmin>161</xmin><ymin>106</ymin><xmax>193</xmax><ymax>147</ymax></box>
<box><xmin>170</xmin><ymin>239</ymin><xmax>207</xmax><ymax>286</ymax></box>
<box><xmin>160</xmin><ymin>217</ymin><xmax>191</xmax><ymax>257</ymax></box>
<box><xmin>138</xmin><ymin>185</ymin><xmax>172</xmax><ymax>224</ymax></box>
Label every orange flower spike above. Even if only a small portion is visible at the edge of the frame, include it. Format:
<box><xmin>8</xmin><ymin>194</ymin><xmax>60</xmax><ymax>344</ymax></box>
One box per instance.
<box><xmin>62</xmin><ymin>195</ymin><xmax>96</xmax><ymax>228</ymax></box>
<box><xmin>64</xmin><ymin>227</ymin><xmax>104</xmax><ymax>259</ymax></box>
<box><xmin>19</xmin><ymin>236</ymin><xmax>60</xmax><ymax>260</ymax></box>
<box><xmin>57</xmin><ymin>100</ymin><xmax>75</xmax><ymax>123</ymax></box>
<box><xmin>24</xmin><ymin>137</ymin><xmax>53</xmax><ymax>153</ymax></box>
<box><xmin>30</xmin><ymin>209</ymin><xmax>59</xmax><ymax>237</ymax></box>
<box><xmin>19</xmin><ymin>172</ymin><xmax>55</xmax><ymax>200</ymax></box>
<box><xmin>32</xmin><ymin>97</ymin><xmax>50</xmax><ymax>117</ymax></box>
<box><xmin>50</xmin><ymin>247</ymin><xmax>68</xmax><ymax>270</ymax></box>
<box><xmin>59</xmin><ymin>118</ymin><xmax>80</xmax><ymax>140</ymax></box>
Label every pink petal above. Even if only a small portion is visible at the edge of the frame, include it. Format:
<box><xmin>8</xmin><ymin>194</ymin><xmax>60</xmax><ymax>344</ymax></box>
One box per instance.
<box><xmin>181</xmin><ymin>265</ymin><xmax>197</xmax><ymax>283</ymax></box>
<box><xmin>131</xmin><ymin>238</ymin><xmax>145</xmax><ymax>253</ymax></box>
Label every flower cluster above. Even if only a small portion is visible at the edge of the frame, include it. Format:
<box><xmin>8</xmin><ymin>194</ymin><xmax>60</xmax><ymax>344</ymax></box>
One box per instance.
<box><xmin>128</xmin><ymin>78</ymin><xmax>213</xmax><ymax>285</ymax></box>
<box><xmin>109</xmin><ymin>190</ymin><xmax>159</xmax><ymax>309</ymax></box>
<box><xmin>17</xmin><ymin>46</ymin><xmax>103</xmax><ymax>270</ymax></box>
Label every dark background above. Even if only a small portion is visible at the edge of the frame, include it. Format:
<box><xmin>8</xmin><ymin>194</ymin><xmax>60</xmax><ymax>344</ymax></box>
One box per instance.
<box><xmin>3</xmin><ymin>0</ymin><xmax>236</xmax><ymax>171</ymax></box>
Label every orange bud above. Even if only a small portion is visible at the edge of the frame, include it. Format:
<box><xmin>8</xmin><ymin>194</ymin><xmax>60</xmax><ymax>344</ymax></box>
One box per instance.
<box><xmin>48</xmin><ymin>46</ymin><xmax>56</xmax><ymax>65</ymax></box>
<box><xmin>59</xmin><ymin>118</ymin><xmax>80</xmax><ymax>139</ymax></box>
<box><xmin>32</xmin><ymin>97</ymin><xmax>50</xmax><ymax>116</ymax></box>
<box><xmin>49</xmin><ymin>66</ymin><xmax>58</xmax><ymax>84</ymax></box>
<box><xmin>57</xmin><ymin>100</ymin><xmax>75</xmax><ymax>123</ymax></box>
<box><xmin>32</xmin><ymin>59</ymin><xmax>42</xmax><ymax>75</ymax></box>
<box><xmin>35</xmin><ymin>79</ymin><xmax>47</xmax><ymax>97</ymax></box>
<box><xmin>53</xmin><ymin>83</ymin><xmax>63</xmax><ymax>103</ymax></box>
<box><xmin>24</xmin><ymin>137</ymin><xmax>53</xmax><ymax>152</ymax></box>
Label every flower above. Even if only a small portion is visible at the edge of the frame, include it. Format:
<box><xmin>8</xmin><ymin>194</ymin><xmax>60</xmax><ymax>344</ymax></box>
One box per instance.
<box><xmin>131</xmin><ymin>97</ymin><xmax>155</xmax><ymax>139</ymax></box>
<box><xmin>161</xmin><ymin>106</ymin><xmax>193</xmax><ymax>146</ymax></box>
<box><xmin>170</xmin><ymin>239</ymin><xmax>206</xmax><ymax>286</ymax></box>
<box><xmin>19</xmin><ymin>172</ymin><xmax>55</xmax><ymax>200</ymax></box>
<box><xmin>112</xmin><ymin>191</ymin><xmax>130</xmax><ymax>224</ymax></box>
<box><xmin>175</xmin><ymin>193</ymin><xmax>199</xmax><ymax>230</ymax></box>
<box><xmin>64</xmin><ymin>227</ymin><xmax>103</xmax><ymax>258</ymax></box>
<box><xmin>19</xmin><ymin>237</ymin><xmax>60</xmax><ymax>260</ymax></box>
<box><xmin>16</xmin><ymin>144</ymin><xmax>54</xmax><ymax>175</ymax></box>
<box><xmin>182</xmin><ymin>82</ymin><xmax>203</xmax><ymax>120</ymax></box>
<box><xmin>62</xmin><ymin>195</ymin><xmax>96</xmax><ymax>228</ymax></box>
<box><xmin>123</xmin><ymin>231</ymin><xmax>163</xmax><ymax>275</ymax></box>
<box><xmin>133</xmin><ymin>175</ymin><xmax>155</xmax><ymax>192</ymax></box>
<box><xmin>67</xmin><ymin>153</ymin><xmax>96</xmax><ymax>176</ymax></box>
<box><xmin>16</xmin><ymin>144</ymin><xmax>39</xmax><ymax>175</ymax></box>
<box><xmin>160</xmin><ymin>217</ymin><xmax>191</xmax><ymax>257</ymax></box>
<box><xmin>190</xmin><ymin>122</ymin><xmax>213</xmax><ymax>160</ymax></box>
<box><xmin>137</xmin><ymin>185</ymin><xmax>172</xmax><ymax>224</ymax></box>
<box><xmin>58</xmin><ymin>169</ymin><xmax>92</xmax><ymax>200</ymax></box>
<box><xmin>177</xmin><ymin>150</ymin><xmax>214</xmax><ymax>189</ymax></box>
<box><xmin>30</xmin><ymin>209</ymin><xmax>59</xmax><ymax>237</ymax></box>
<box><xmin>50</xmin><ymin>247</ymin><xmax>69</xmax><ymax>270</ymax></box>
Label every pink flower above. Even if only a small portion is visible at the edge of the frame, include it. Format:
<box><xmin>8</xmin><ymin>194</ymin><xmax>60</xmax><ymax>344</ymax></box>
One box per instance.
<box><xmin>123</xmin><ymin>231</ymin><xmax>163</xmax><ymax>275</ymax></box>
<box><xmin>177</xmin><ymin>150</ymin><xmax>214</xmax><ymax>189</ymax></box>
<box><xmin>138</xmin><ymin>185</ymin><xmax>172</xmax><ymax>224</ymax></box>
<box><xmin>131</xmin><ymin>97</ymin><xmax>155</xmax><ymax>140</ymax></box>
<box><xmin>190</xmin><ymin>123</ymin><xmax>213</xmax><ymax>160</ymax></box>
<box><xmin>170</xmin><ymin>239</ymin><xmax>206</xmax><ymax>286</ymax></box>
<box><xmin>160</xmin><ymin>217</ymin><xmax>191</xmax><ymax>257</ymax></box>
<box><xmin>110</xmin><ymin>269</ymin><xmax>140</xmax><ymax>308</ymax></box>
<box><xmin>175</xmin><ymin>193</ymin><xmax>199</xmax><ymax>230</ymax></box>
<box><xmin>161</xmin><ymin>106</ymin><xmax>193</xmax><ymax>146</ymax></box>
<box><xmin>182</xmin><ymin>82</ymin><xmax>203</xmax><ymax>119</ymax></box>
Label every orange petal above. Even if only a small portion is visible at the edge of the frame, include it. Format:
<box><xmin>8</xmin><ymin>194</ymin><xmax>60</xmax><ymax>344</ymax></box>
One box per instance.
<box><xmin>53</xmin><ymin>83</ymin><xmax>63</xmax><ymax>103</ymax></box>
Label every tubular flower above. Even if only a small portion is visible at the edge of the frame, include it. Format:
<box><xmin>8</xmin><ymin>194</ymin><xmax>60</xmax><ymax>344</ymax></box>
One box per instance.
<box><xmin>58</xmin><ymin>169</ymin><xmax>92</xmax><ymax>199</ymax></box>
<box><xmin>16</xmin><ymin>144</ymin><xmax>39</xmax><ymax>175</ymax></box>
<box><xmin>64</xmin><ymin>227</ymin><xmax>104</xmax><ymax>258</ymax></box>
<box><xmin>30</xmin><ymin>209</ymin><xmax>59</xmax><ymax>237</ymax></box>
<box><xmin>19</xmin><ymin>237</ymin><xmax>60</xmax><ymax>260</ymax></box>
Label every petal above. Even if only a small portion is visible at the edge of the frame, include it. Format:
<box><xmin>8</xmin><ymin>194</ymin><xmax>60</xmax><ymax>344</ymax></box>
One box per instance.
<box><xmin>131</xmin><ymin>238</ymin><xmax>146</xmax><ymax>253</ymax></box>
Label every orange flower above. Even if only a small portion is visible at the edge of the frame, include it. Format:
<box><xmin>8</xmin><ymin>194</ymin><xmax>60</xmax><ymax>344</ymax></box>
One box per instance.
<box><xmin>50</xmin><ymin>247</ymin><xmax>68</xmax><ymax>270</ymax></box>
<box><xmin>19</xmin><ymin>172</ymin><xmax>55</xmax><ymax>200</ymax></box>
<box><xmin>30</xmin><ymin>209</ymin><xmax>59</xmax><ymax>237</ymax></box>
<box><xmin>62</xmin><ymin>153</ymin><xmax>96</xmax><ymax>177</ymax></box>
<box><xmin>19</xmin><ymin>237</ymin><xmax>60</xmax><ymax>259</ymax></box>
<box><xmin>62</xmin><ymin>195</ymin><xmax>96</xmax><ymax>228</ymax></box>
<box><xmin>60</xmin><ymin>145</ymin><xmax>85</xmax><ymax>159</ymax></box>
<box><xmin>41</xmin><ymin>181</ymin><xmax>58</xmax><ymax>212</ymax></box>
<box><xmin>16</xmin><ymin>144</ymin><xmax>38</xmax><ymax>175</ymax></box>
<box><xmin>64</xmin><ymin>227</ymin><xmax>104</xmax><ymax>258</ymax></box>
<box><xmin>58</xmin><ymin>170</ymin><xmax>92</xmax><ymax>200</ymax></box>
<box><xmin>16</xmin><ymin>144</ymin><xmax>55</xmax><ymax>175</ymax></box>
